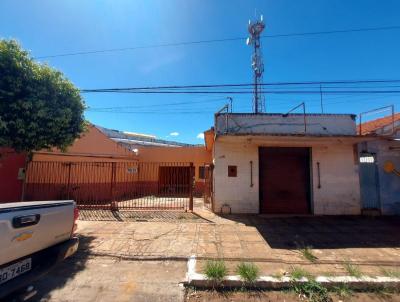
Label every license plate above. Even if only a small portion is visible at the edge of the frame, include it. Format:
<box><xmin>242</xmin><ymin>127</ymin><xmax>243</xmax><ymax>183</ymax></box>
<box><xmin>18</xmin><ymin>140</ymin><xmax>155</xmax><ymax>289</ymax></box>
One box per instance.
<box><xmin>0</xmin><ymin>258</ymin><xmax>31</xmax><ymax>285</ymax></box>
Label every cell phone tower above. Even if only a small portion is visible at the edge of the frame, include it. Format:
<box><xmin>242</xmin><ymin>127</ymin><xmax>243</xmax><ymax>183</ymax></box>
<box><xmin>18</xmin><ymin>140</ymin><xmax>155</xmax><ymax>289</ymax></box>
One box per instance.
<box><xmin>247</xmin><ymin>15</ymin><xmax>265</xmax><ymax>113</ymax></box>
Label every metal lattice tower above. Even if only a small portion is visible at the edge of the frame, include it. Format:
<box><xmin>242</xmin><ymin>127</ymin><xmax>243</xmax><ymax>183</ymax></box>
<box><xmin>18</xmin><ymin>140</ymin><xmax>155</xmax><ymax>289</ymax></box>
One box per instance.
<box><xmin>247</xmin><ymin>15</ymin><xmax>265</xmax><ymax>113</ymax></box>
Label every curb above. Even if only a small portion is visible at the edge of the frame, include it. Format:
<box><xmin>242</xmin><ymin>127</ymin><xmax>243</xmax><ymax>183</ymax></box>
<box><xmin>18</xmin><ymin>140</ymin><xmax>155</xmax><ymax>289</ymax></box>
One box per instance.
<box><xmin>185</xmin><ymin>255</ymin><xmax>400</xmax><ymax>290</ymax></box>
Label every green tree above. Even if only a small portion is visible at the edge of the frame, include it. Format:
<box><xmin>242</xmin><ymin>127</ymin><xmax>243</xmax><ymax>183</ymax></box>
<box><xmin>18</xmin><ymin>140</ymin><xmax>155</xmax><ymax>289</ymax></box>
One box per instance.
<box><xmin>0</xmin><ymin>39</ymin><xmax>86</xmax><ymax>153</ymax></box>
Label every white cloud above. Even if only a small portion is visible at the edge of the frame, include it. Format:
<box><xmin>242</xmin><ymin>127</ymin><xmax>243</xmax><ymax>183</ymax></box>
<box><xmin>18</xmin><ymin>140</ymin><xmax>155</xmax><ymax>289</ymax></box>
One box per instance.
<box><xmin>197</xmin><ymin>133</ymin><xmax>205</xmax><ymax>139</ymax></box>
<box><xmin>170</xmin><ymin>132</ymin><xmax>179</xmax><ymax>136</ymax></box>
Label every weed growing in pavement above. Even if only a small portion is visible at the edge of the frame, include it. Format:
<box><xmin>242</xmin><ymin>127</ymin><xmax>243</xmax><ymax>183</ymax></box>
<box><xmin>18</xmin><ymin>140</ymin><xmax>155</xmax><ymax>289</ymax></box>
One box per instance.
<box><xmin>204</xmin><ymin>260</ymin><xmax>227</xmax><ymax>285</ymax></box>
<box><xmin>380</xmin><ymin>267</ymin><xmax>400</xmax><ymax>278</ymax></box>
<box><xmin>289</xmin><ymin>266</ymin><xmax>314</xmax><ymax>280</ymax></box>
<box><xmin>332</xmin><ymin>284</ymin><xmax>353</xmax><ymax>299</ymax></box>
<box><xmin>343</xmin><ymin>262</ymin><xmax>362</xmax><ymax>278</ymax></box>
<box><xmin>300</xmin><ymin>246</ymin><xmax>318</xmax><ymax>263</ymax></box>
<box><xmin>295</xmin><ymin>240</ymin><xmax>318</xmax><ymax>263</ymax></box>
<box><xmin>364</xmin><ymin>284</ymin><xmax>400</xmax><ymax>299</ymax></box>
<box><xmin>290</xmin><ymin>280</ymin><xmax>331</xmax><ymax>302</ymax></box>
<box><xmin>236</xmin><ymin>262</ymin><xmax>259</xmax><ymax>285</ymax></box>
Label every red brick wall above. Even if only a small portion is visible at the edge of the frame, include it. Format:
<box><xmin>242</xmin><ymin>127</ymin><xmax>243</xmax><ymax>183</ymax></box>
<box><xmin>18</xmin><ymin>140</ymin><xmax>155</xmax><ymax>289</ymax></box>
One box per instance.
<box><xmin>0</xmin><ymin>148</ymin><xmax>26</xmax><ymax>202</ymax></box>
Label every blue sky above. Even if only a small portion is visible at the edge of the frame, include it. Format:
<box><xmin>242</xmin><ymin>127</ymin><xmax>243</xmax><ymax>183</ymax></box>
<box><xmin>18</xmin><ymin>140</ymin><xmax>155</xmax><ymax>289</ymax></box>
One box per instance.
<box><xmin>1</xmin><ymin>0</ymin><xmax>400</xmax><ymax>143</ymax></box>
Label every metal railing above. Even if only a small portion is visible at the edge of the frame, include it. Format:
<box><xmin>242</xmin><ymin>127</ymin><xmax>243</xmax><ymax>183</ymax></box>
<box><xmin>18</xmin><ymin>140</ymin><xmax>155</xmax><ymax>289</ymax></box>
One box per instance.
<box><xmin>24</xmin><ymin>161</ymin><xmax>194</xmax><ymax>211</ymax></box>
<box><xmin>359</xmin><ymin>105</ymin><xmax>395</xmax><ymax>136</ymax></box>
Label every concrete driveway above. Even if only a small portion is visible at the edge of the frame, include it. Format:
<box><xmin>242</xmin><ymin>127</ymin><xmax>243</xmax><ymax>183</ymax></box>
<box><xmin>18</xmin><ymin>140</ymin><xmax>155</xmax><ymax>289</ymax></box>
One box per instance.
<box><xmin>4</xmin><ymin>203</ymin><xmax>400</xmax><ymax>301</ymax></box>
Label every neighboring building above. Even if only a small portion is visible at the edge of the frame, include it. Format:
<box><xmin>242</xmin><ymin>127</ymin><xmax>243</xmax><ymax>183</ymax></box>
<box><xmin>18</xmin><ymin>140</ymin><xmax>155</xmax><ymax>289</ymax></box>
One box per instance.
<box><xmin>358</xmin><ymin>113</ymin><xmax>400</xmax><ymax>215</ymax></box>
<box><xmin>32</xmin><ymin>124</ymin><xmax>137</xmax><ymax>162</ymax></box>
<box><xmin>19</xmin><ymin>125</ymin><xmax>211</xmax><ymax>202</ymax></box>
<box><xmin>98</xmin><ymin>126</ymin><xmax>212</xmax><ymax>196</ymax></box>
<box><xmin>96</xmin><ymin>126</ymin><xmax>198</xmax><ymax>149</ymax></box>
<box><xmin>23</xmin><ymin>125</ymin><xmax>138</xmax><ymax>202</ymax></box>
<box><xmin>206</xmin><ymin>113</ymin><xmax>368</xmax><ymax>215</ymax></box>
<box><xmin>358</xmin><ymin>113</ymin><xmax>400</xmax><ymax>136</ymax></box>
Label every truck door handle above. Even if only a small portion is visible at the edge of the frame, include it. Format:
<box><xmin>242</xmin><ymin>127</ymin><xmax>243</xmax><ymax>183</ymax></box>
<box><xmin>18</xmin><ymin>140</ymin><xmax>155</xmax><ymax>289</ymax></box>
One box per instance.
<box><xmin>13</xmin><ymin>214</ymin><xmax>41</xmax><ymax>228</ymax></box>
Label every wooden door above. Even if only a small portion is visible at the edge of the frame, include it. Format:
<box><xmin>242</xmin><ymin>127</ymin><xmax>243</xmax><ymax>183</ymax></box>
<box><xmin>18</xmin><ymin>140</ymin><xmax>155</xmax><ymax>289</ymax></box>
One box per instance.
<box><xmin>259</xmin><ymin>147</ymin><xmax>311</xmax><ymax>214</ymax></box>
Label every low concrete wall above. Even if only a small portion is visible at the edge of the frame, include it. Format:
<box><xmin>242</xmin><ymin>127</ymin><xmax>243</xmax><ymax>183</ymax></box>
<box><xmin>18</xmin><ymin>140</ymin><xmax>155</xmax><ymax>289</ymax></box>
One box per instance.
<box><xmin>215</xmin><ymin>113</ymin><xmax>357</xmax><ymax>136</ymax></box>
<box><xmin>213</xmin><ymin>136</ymin><xmax>361</xmax><ymax>215</ymax></box>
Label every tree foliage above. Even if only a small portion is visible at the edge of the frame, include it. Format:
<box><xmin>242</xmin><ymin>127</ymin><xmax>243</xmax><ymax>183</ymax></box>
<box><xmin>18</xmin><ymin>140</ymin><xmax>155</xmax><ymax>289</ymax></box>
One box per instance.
<box><xmin>0</xmin><ymin>40</ymin><xmax>86</xmax><ymax>152</ymax></box>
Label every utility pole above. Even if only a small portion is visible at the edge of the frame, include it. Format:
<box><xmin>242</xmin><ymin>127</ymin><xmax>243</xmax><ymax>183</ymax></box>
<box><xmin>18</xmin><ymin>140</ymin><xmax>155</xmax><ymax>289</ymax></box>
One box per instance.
<box><xmin>319</xmin><ymin>84</ymin><xmax>324</xmax><ymax>113</ymax></box>
<box><xmin>247</xmin><ymin>15</ymin><xmax>265</xmax><ymax>113</ymax></box>
<box><xmin>227</xmin><ymin>97</ymin><xmax>233</xmax><ymax>113</ymax></box>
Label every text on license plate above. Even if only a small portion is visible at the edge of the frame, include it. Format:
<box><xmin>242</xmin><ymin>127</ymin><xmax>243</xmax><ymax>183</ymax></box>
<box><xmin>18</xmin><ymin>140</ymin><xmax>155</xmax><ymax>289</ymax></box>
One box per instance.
<box><xmin>0</xmin><ymin>258</ymin><xmax>31</xmax><ymax>285</ymax></box>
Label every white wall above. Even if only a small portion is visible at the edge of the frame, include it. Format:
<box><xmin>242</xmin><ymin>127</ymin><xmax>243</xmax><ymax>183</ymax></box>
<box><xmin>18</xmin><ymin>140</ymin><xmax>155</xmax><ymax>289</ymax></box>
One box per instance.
<box><xmin>312</xmin><ymin>145</ymin><xmax>361</xmax><ymax>215</ymax></box>
<box><xmin>213</xmin><ymin>136</ymin><xmax>361</xmax><ymax>215</ymax></box>
<box><xmin>214</xmin><ymin>140</ymin><xmax>259</xmax><ymax>213</ymax></box>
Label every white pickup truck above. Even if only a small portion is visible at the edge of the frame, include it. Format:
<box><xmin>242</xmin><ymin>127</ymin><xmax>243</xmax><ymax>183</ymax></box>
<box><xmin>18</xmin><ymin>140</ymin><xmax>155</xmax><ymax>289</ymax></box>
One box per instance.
<box><xmin>0</xmin><ymin>200</ymin><xmax>79</xmax><ymax>299</ymax></box>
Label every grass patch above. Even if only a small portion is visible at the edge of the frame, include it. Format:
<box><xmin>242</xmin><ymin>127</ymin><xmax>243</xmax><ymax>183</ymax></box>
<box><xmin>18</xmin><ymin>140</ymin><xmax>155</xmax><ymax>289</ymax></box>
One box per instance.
<box><xmin>364</xmin><ymin>285</ymin><xmax>400</xmax><ymax>299</ymax></box>
<box><xmin>380</xmin><ymin>267</ymin><xmax>400</xmax><ymax>278</ymax></box>
<box><xmin>295</xmin><ymin>240</ymin><xmax>318</xmax><ymax>263</ymax></box>
<box><xmin>236</xmin><ymin>262</ymin><xmax>259</xmax><ymax>284</ymax></box>
<box><xmin>203</xmin><ymin>260</ymin><xmax>227</xmax><ymax>284</ymax></box>
<box><xmin>291</xmin><ymin>280</ymin><xmax>330</xmax><ymax>302</ymax></box>
<box><xmin>289</xmin><ymin>266</ymin><xmax>313</xmax><ymax>280</ymax></box>
<box><xmin>343</xmin><ymin>262</ymin><xmax>362</xmax><ymax>278</ymax></box>
<box><xmin>299</xmin><ymin>246</ymin><xmax>318</xmax><ymax>263</ymax></box>
<box><xmin>332</xmin><ymin>284</ymin><xmax>353</xmax><ymax>299</ymax></box>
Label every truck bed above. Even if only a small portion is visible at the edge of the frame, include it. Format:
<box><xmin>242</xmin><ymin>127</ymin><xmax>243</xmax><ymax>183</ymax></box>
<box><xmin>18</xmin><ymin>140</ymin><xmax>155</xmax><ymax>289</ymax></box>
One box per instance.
<box><xmin>0</xmin><ymin>200</ymin><xmax>76</xmax><ymax>266</ymax></box>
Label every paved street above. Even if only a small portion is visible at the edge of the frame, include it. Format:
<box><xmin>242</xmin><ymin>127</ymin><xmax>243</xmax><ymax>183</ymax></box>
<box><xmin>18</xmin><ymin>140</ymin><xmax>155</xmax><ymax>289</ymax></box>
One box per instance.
<box><xmin>29</xmin><ymin>258</ymin><xmax>186</xmax><ymax>302</ymax></box>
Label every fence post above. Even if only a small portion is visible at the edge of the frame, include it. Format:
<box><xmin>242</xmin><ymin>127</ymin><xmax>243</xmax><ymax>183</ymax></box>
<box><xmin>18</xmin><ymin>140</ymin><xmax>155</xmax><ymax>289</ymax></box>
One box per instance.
<box><xmin>110</xmin><ymin>162</ymin><xmax>118</xmax><ymax>211</ymax></box>
<box><xmin>189</xmin><ymin>162</ymin><xmax>194</xmax><ymax>212</ymax></box>
<box><xmin>66</xmin><ymin>163</ymin><xmax>72</xmax><ymax>199</ymax></box>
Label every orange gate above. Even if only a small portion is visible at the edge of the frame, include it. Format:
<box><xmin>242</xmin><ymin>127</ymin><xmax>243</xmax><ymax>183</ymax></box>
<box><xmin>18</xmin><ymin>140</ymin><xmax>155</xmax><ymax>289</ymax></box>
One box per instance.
<box><xmin>24</xmin><ymin>161</ymin><xmax>194</xmax><ymax>211</ymax></box>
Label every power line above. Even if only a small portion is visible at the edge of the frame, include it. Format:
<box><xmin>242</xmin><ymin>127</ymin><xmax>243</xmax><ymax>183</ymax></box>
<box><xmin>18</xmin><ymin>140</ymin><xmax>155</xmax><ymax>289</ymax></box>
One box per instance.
<box><xmin>83</xmin><ymin>89</ymin><xmax>400</xmax><ymax>95</ymax></box>
<box><xmin>34</xmin><ymin>25</ymin><xmax>400</xmax><ymax>59</ymax></box>
<box><xmin>80</xmin><ymin>79</ymin><xmax>400</xmax><ymax>93</ymax></box>
<box><xmin>87</xmin><ymin>97</ymin><xmax>227</xmax><ymax>110</ymax></box>
<box><xmin>87</xmin><ymin>93</ymin><xmax>400</xmax><ymax>113</ymax></box>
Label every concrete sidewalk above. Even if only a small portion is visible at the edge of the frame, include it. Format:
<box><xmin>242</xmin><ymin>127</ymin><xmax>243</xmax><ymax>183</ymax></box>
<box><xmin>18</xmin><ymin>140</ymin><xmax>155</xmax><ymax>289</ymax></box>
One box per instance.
<box><xmin>77</xmin><ymin>208</ymin><xmax>400</xmax><ymax>276</ymax></box>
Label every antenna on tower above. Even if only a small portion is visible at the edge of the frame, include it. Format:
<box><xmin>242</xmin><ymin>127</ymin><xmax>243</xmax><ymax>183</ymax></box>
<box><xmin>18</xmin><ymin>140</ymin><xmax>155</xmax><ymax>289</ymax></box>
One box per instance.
<box><xmin>247</xmin><ymin>14</ymin><xmax>265</xmax><ymax>113</ymax></box>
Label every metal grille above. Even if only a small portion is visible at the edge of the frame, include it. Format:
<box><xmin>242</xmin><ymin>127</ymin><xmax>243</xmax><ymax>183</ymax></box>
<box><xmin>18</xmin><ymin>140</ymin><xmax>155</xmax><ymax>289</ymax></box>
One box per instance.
<box><xmin>25</xmin><ymin>161</ymin><xmax>194</xmax><ymax>211</ymax></box>
<box><xmin>203</xmin><ymin>164</ymin><xmax>214</xmax><ymax>211</ymax></box>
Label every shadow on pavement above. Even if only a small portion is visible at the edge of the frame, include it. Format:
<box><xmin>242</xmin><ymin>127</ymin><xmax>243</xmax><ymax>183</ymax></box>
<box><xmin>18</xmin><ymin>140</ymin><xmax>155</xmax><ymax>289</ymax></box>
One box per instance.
<box><xmin>78</xmin><ymin>209</ymin><xmax>211</xmax><ymax>223</ymax></box>
<box><xmin>218</xmin><ymin>215</ymin><xmax>400</xmax><ymax>249</ymax></box>
<box><xmin>3</xmin><ymin>235</ymin><xmax>96</xmax><ymax>302</ymax></box>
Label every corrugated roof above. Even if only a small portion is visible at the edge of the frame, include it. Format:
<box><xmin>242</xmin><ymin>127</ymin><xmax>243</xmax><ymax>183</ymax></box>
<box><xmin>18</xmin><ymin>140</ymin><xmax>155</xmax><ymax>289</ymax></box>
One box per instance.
<box><xmin>358</xmin><ymin>113</ymin><xmax>400</xmax><ymax>135</ymax></box>
<box><xmin>95</xmin><ymin>125</ymin><xmax>200</xmax><ymax>147</ymax></box>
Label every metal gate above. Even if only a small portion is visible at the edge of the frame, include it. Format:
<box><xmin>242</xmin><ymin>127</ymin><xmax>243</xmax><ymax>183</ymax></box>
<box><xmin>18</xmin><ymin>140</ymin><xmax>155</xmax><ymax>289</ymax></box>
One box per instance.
<box><xmin>24</xmin><ymin>161</ymin><xmax>194</xmax><ymax>211</ymax></box>
<box><xmin>203</xmin><ymin>164</ymin><xmax>214</xmax><ymax>211</ymax></box>
<box><xmin>359</xmin><ymin>153</ymin><xmax>381</xmax><ymax>210</ymax></box>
